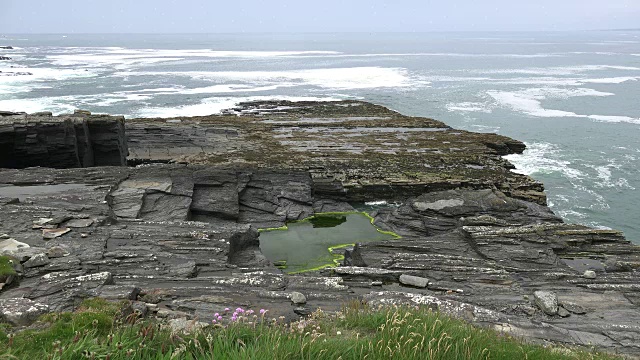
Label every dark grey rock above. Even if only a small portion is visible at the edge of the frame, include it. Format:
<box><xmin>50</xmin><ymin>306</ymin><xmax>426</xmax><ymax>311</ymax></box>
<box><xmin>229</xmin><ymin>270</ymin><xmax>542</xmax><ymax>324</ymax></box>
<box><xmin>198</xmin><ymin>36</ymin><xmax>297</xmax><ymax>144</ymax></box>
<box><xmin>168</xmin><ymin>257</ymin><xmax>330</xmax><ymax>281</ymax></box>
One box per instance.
<box><xmin>23</xmin><ymin>253</ymin><xmax>50</xmax><ymax>268</ymax></box>
<box><xmin>293</xmin><ymin>307</ymin><xmax>312</xmax><ymax>316</ymax></box>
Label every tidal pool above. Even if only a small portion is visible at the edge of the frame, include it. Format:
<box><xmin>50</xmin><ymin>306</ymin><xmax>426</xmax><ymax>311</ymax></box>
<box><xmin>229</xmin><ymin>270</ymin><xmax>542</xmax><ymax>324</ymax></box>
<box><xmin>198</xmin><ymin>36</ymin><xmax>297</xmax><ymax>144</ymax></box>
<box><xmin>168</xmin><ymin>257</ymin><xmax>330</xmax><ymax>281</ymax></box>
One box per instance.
<box><xmin>259</xmin><ymin>212</ymin><xmax>398</xmax><ymax>274</ymax></box>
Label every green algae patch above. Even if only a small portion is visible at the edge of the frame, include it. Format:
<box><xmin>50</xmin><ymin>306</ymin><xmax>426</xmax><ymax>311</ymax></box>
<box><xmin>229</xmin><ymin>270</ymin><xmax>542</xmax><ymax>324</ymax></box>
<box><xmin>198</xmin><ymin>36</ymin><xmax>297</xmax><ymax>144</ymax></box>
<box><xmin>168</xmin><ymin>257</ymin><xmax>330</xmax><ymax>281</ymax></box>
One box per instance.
<box><xmin>259</xmin><ymin>212</ymin><xmax>399</xmax><ymax>274</ymax></box>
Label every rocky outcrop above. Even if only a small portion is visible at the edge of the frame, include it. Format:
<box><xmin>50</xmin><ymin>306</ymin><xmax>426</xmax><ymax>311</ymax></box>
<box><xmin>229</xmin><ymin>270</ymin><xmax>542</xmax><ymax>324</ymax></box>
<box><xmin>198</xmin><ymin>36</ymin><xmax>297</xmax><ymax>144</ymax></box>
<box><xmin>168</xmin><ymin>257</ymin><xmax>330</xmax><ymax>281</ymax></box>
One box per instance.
<box><xmin>0</xmin><ymin>101</ymin><xmax>638</xmax><ymax>356</ymax></box>
<box><xmin>0</xmin><ymin>111</ymin><xmax>127</xmax><ymax>169</ymax></box>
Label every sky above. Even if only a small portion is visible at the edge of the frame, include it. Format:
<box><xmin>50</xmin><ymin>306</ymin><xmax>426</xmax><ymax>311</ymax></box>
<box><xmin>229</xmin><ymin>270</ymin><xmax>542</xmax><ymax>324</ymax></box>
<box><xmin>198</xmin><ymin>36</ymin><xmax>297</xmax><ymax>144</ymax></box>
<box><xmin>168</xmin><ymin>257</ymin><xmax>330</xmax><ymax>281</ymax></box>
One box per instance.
<box><xmin>1</xmin><ymin>0</ymin><xmax>639</xmax><ymax>33</ymax></box>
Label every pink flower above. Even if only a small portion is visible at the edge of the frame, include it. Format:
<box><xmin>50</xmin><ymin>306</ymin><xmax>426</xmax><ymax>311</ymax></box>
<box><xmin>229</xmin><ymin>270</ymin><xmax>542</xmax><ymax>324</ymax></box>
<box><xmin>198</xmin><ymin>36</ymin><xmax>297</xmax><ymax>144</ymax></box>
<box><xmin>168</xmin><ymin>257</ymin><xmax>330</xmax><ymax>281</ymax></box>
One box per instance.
<box><xmin>247</xmin><ymin>310</ymin><xmax>255</xmax><ymax>315</ymax></box>
<box><xmin>236</xmin><ymin>308</ymin><xmax>244</xmax><ymax>313</ymax></box>
<box><xmin>214</xmin><ymin>313</ymin><xmax>219</xmax><ymax>317</ymax></box>
<box><xmin>224</xmin><ymin>308</ymin><xmax>230</xmax><ymax>312</ymax></box>
<box><xmin>259</xmin><ymin>309</ymin><xmax>267</xmax><ymax>314</ymax></box>
<box><xmin>217</xmin><ymin>316</ymin><xmax>222</xmax><ymax>321</ymax></box>
<box><xmin>212</xmin><ymin>319</ymin><xmax>217</xmax><ymax>324</ymax></box>
<box><xmin>232</xmin><ymin>312</ymin><xmax>238</xmax><ymax>317</ymax></box>
<box><xmin>231</xmin><ymin>316</ymin><xmax>238</xmax><ymax>321</ymax></box>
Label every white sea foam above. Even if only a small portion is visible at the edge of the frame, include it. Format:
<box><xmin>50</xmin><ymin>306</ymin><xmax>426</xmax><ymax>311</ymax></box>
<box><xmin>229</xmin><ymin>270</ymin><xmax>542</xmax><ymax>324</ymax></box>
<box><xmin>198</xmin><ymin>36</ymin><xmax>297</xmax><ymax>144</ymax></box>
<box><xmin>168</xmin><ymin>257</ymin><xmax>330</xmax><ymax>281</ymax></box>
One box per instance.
<box><xmin>487</xmin><ymin>87</ymin><xmax>640</xmax><ymax>124</ymax></box>
<box><xmin>582</xmin><ymin>76</ymin><xmax>640</xmax><ymax>84</ymax></box>
<box><xmin>473</xmin><ymin>65</ymin><xmax>640</xmax><ymax>76</ymax></box>
<box><xmin>114</xmin><ymin>67</ymin><xmax>420</xmax><ymax>90</ymax></box>
<box><xmin>290</xmin><ymin>52</ymin><xmax>562</xmax><ymax>59</ymax></box>
<box><xmin>47</xmin><ymin>49</ymin><xmax>341</xmax><ymax>69</ymax></box>
<box><xmin>503</xmin><ymin>142</ymin><xmax>586</xmax><ymax>180</ymax></box>
<box><xmin>445</xmin><ymin>102</ymin><xmax>492</xmax><ymax>113</ymax></box>
<box><xmin>487</xmin><ymin>87</ymin><xmax>613</xmax><ymax>118</ymax></box>
<box><xmin>588</xmin><ymin>115</ymin><xmax>640</xmax><ymax>124</ymax></box>
<box><xmin>134</xmin><ymin>96</ymin><xmax>345</xmax><ymax>118</ymax></box>
<box><xmin>0</xmin><ymin>67</ymin><xmax>98</xmax><ymax>84</ymax></box>
<box><xmin>0</xmin><ymin>97</ymin><xmax>76</xmax><ymax>114</ymax></box>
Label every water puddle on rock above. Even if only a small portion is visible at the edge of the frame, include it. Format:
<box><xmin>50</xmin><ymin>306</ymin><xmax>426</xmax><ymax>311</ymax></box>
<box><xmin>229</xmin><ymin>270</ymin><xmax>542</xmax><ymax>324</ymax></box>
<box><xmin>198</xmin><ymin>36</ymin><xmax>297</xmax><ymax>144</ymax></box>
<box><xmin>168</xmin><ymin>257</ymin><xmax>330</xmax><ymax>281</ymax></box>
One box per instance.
<box><xmin>259</xmin><ymin>212</ymin><xmax>398</xmax><ymax>274</ymax></box>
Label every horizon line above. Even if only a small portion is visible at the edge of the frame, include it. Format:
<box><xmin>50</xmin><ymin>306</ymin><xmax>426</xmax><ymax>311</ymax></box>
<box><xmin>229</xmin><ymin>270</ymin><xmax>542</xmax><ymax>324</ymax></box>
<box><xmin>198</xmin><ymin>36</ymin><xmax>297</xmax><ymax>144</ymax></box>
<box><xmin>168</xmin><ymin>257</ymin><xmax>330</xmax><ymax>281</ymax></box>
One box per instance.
<box><xmin>3</xmin><ymin>29</ymin><xmax>640</xmax><ymax>36</ymax></box>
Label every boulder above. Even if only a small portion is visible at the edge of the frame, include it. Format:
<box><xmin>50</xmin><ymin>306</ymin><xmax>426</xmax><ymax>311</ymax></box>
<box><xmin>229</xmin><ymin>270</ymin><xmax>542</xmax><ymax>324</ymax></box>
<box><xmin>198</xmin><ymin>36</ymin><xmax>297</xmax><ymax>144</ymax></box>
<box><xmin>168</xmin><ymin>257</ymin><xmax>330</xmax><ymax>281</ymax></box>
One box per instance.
<box><xmin>0</xmin><ymin>298</ymin><xmax>49</xmax><ymax>326</ymax></box>
<box><xmin>583</xmin><ymin>270</ymin><xmax>597</xmax><ymax>279</ymax></box>
<box><xmin>534</xmin><ymin>291</ymin><xmax>558</xmax><ymax>316</ymax></box>
<box><xmin>290</xmin><ymin>291</ymin><xmax>307</xmax><ymax>304</ymax></box>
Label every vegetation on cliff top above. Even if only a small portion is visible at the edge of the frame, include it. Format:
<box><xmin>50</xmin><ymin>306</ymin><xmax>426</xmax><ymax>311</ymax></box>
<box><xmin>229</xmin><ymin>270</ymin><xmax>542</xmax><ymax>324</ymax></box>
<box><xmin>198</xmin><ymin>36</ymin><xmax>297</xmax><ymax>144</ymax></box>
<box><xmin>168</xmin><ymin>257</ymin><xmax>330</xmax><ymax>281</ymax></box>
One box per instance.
<box><xmin>0</xmin><ymin>298</ymin><xmax>618</xmax><ymax>360</ymax></box>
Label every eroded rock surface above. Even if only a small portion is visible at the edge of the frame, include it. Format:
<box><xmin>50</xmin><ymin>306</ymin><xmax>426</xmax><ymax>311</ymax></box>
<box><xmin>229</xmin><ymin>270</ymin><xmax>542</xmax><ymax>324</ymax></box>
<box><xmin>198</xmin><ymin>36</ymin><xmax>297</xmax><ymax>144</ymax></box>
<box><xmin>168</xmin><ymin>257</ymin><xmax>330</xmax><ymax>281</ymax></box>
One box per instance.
<box><xmin>0</xmin><ymin>101</ymin><xmax>638</xmax><ymax>356</ymax></box>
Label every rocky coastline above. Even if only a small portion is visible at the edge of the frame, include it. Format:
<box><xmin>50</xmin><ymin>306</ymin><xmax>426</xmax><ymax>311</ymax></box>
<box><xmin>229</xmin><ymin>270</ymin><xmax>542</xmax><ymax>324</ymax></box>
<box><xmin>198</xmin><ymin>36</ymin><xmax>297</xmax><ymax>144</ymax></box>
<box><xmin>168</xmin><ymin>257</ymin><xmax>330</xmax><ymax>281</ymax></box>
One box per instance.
<box><xmin>0</xmin><ymin>101</ymin><xmax>638</xmax><ymax>355</ymax></box>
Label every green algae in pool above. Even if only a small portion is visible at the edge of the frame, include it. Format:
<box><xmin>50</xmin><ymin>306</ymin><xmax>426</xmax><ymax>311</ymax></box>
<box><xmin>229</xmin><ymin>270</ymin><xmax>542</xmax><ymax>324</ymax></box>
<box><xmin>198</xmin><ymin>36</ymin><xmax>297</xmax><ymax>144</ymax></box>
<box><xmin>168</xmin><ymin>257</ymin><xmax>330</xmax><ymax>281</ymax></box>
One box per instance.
<box><xmin>258</xmin><ymin>213</ymin><xmax>398</xmax><ymax>274</ymax></box>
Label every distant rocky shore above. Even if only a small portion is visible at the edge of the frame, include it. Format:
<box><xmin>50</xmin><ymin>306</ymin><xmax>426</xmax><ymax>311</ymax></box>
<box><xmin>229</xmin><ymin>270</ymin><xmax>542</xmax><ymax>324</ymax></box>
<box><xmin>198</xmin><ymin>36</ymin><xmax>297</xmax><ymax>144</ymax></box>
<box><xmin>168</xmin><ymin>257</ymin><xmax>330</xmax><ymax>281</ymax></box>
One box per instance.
<box><xmin>0</xmin><ymin>101</ymin><xmax>638</xmax><ymax>355</ymax></box>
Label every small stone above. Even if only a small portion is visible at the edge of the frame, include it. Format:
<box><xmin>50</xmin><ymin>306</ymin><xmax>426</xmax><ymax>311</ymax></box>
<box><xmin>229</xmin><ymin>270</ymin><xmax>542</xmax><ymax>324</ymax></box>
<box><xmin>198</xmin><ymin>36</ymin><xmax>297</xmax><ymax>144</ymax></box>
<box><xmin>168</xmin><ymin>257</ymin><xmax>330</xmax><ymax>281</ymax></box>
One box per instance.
<box><xmin>520</xmin><ymin>305</ymin><xmax>536</xmax><ymax>316</ymax></box>
<box><xmin>560</xmin><ymin>302</ymin><xmax>587</xmax><ymax>315</ymax></box>
<box><xmin>399</xmin><ymin>274</ymin><xmax>429</xmax><ymax>288</ymax></box>
<box><xmin>46</xmin><ymin>246</ymin><xmax>70</xmax><ymax>258</ymax></box>
<box><xmin>290</xmin><ymin>291</ymin><xmax>307</xmax><ymax>304</ymax></box>
<box><xmin>65</xmin><ymin>219</ymin><xmax>94</xmax><ymax>228</ymax></box>
<box><xmin>81</xmin><ymin>233</ymin><xmax>88</xmax><ymax>238</ymax></box>
<box><xmin>23</xmin><ymin>253</ymin><xmax>50</xmax><ymax>268</ymax></box>
<box><xmin>371</xmin><ymin>281</ymin><xmax>383</xmax><ymax>286</ymax></box>
<box><xmin>42</xmin><ymin>228</ymin><xmax>71</xmax><ymax>240</ymax></box>
<box><xmin>557</xmin><ymin>307</ymin><xmax>571</xmax><ymax>318</ymax></box>
<box><xmin>534</xmin><ymin>291</ymin><xmax>558</xmax><ymax>316</ymax></box>
<box><xmin>583</xmin><ymin>270</ymin><xmax>596</xmax><ymax>279</ymax></box>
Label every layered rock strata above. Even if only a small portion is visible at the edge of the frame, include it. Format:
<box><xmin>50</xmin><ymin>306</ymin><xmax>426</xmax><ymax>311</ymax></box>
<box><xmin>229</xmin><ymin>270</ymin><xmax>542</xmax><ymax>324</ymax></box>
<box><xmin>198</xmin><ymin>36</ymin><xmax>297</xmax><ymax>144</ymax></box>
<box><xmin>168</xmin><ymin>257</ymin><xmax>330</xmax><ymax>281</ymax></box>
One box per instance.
<box><xmin>0</xmin><ymin>110</ymin><xmax>127</xmax><ymax>168</ymax></box>
<box><xmin>0</xmin><ymin>101</ymin><xmax>638</xmax><ymax>355</ymax></box>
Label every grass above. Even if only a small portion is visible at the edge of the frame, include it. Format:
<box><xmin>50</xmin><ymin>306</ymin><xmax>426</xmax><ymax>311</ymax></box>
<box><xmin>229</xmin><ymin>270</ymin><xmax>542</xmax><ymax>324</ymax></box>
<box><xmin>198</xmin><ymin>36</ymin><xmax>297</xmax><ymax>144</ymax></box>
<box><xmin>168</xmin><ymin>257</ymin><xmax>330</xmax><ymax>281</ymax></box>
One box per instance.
<box><xmin>0</xmin><ymin>299</ymin><xmax>619</xmax><ymax>360</ymax></box>
<box><xmin>0</xmin><ymin>256</ymin><xmax>17</xmax><ymax>277</ymax></box>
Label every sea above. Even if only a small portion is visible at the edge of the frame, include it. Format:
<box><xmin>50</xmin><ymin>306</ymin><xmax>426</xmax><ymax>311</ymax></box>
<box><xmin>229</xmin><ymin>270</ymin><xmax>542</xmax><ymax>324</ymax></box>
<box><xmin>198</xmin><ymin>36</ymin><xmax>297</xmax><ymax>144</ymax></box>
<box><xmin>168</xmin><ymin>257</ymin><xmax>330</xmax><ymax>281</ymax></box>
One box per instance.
<box><xmin>0</xmin><ymin>32</ymin><xmax>638</xmax><ymax>243</ymax></box>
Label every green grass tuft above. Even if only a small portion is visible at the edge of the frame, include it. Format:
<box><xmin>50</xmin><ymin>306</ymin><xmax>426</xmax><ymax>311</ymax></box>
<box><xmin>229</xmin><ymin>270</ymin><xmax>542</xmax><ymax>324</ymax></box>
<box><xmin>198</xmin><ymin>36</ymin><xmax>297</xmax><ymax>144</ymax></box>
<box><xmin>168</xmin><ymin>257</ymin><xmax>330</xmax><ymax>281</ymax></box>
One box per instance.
<box><xmin>0</xmin><ymin>299</ymin><xmax>620</xmax><ymax>360</ymax></box>
<box><xmin>0</xmin><ymin>256</ymin><xmax>17</xmax><ymax>277</ymax></box>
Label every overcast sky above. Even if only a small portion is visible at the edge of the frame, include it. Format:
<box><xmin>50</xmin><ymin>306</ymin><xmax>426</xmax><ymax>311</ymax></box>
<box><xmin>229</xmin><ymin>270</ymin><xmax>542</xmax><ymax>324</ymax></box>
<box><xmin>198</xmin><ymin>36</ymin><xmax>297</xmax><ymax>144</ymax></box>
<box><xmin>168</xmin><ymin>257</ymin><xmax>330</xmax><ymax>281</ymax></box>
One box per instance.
<box><xmin>1</xmin><ymin>0</ymin><xmax>639</xmax><ymax>33</ymax></box>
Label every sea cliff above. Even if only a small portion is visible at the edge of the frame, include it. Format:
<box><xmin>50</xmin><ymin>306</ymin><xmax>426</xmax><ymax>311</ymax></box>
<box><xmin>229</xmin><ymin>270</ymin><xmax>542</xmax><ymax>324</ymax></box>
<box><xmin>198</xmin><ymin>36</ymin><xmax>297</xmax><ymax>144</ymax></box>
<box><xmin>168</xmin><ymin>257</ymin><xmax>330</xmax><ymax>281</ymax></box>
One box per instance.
<box><xmin>0</xmin><ymin>101</ymin><xmax>638</xmax><ymax>355</ymax></box>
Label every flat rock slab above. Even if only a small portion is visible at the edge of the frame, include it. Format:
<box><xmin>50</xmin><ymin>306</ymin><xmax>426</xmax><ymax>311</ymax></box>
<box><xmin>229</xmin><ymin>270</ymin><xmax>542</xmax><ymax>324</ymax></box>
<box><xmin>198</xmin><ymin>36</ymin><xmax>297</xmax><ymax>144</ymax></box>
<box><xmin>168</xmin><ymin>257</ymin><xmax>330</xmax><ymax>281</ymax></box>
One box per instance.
<box><xmin>65</xmin><ymin>219</ymin><xmax>94</xmax><ymax>228</ymax></box>
<box><xmin>42</xmin><ymin>228</ymin><xmax>71</xmax><ymax>239</ymax></box>
<box><xmin>0</xmin><ymin>238</ymin><xmax>29</xmax><ymax>252</ymax></box>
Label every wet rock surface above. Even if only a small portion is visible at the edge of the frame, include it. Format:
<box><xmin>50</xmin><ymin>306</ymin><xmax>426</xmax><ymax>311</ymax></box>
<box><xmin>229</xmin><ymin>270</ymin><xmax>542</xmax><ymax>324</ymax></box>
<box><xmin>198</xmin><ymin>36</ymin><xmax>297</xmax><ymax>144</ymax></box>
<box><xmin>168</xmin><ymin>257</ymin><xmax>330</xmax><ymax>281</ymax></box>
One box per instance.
<box><xmin>0</xmin><ymin>100</ymin><xmax>638</xmax><ymax>356</ymax></box>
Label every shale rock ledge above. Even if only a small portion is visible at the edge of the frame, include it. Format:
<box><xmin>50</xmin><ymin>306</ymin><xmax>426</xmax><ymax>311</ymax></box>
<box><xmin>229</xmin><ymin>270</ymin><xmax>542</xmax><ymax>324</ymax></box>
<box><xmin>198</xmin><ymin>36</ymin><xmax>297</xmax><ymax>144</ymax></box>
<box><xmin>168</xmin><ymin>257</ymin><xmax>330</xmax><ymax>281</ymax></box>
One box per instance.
<box><xmin>0</xmin><ymin>101</ymin><xmax>638</xmax><ymax>356</ymax></box>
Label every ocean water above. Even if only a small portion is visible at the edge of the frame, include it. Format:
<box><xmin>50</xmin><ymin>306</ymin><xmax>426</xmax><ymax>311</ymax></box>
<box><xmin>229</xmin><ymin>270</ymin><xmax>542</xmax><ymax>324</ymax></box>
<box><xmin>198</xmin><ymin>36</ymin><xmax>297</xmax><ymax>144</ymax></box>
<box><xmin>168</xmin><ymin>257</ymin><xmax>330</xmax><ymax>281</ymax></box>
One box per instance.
<box><xmin>1</xmin><ymin>32</ymin><xmax>638</xmax><ymax>243</ymax></box>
